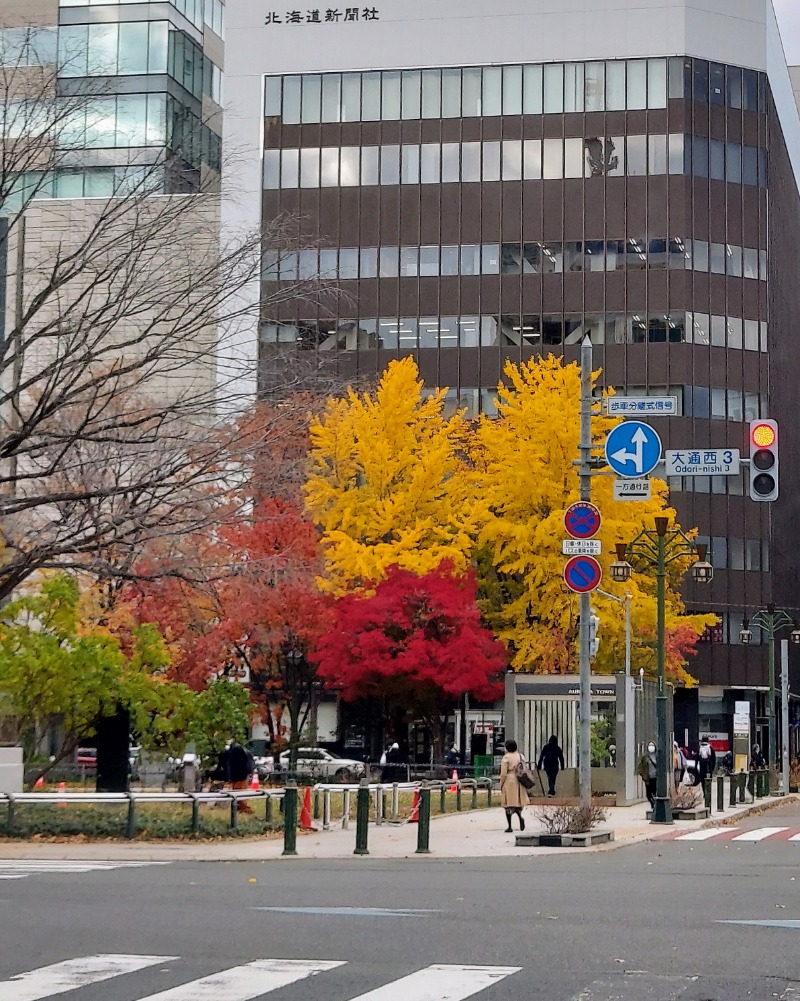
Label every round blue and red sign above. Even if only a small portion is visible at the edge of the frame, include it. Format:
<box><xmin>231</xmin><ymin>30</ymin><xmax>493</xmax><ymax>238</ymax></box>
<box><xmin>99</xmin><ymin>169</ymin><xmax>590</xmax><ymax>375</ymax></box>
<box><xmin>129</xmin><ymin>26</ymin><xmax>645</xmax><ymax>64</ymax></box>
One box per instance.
<box><xmin>564</xmin><ymin>502</ymin><xmax>602</xmax><ymax>540</ymax></box>
<box><xmin>563</xmin><ymin>555</ymin><xmax>602</xmax><ymax>594</ymax></box>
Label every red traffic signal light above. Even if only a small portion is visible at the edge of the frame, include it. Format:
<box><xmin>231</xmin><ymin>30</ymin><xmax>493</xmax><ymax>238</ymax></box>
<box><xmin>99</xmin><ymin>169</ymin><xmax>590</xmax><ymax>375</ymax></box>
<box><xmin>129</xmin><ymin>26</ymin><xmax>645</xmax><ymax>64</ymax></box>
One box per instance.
<box><xmin>749</xmin><ymin>419</ymin><xmax>778</xmax><ymax>501</ymax></box>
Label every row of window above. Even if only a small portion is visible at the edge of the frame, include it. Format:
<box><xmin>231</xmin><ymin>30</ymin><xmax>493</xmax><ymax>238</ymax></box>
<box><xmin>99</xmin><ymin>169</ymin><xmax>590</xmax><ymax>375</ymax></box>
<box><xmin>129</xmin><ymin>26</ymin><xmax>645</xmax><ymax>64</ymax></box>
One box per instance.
<box><xmin>60</xmin><ymin>0</ymin><xmax>226</xmax><ymax>38</ymax></box>
<box><xmin>4</xmin><ymin>166</ymin><xmax>165</xmax><ymax>206</ymax></box>
<box><xmin>696</xmin><ymin>537</ymin><xmax>770</xmax><ymax>573</ymax></box>
<box><xmin>701</xmin><ymin>613</ymin><xmax>770</xmax><ymax>646</ymax></box>
<box><xmin>261</xmin><ymin>312</ymin><xmax>767</xmax><ymax>351</ymax></box>
<box><xmin>269</xmin><ymin>239</ymin><xmax>766</xmax><ymax>282</ymax></box>
<box><xmin>0</xmin><ymin>26</ymin><xmax>57</xmax><ymax>66</ymax></box>
<box><xmin>264</xmin><ymin>57</ymin><xmax>763</xmax><ymax>124</ymax></box>
<box><xmin>262</xmin><ymin>136</ymin><xmax>766</xmax><ymax>189</ymax></box>
<box><xmin>58</xmin><ymin>23</ymin><xmax>223</xmax><ymax>103</ymax></box>
<box><xmin>53</xmin><ymin>94</ymin><xmax>220</xmax><ymax>168</ymax></box>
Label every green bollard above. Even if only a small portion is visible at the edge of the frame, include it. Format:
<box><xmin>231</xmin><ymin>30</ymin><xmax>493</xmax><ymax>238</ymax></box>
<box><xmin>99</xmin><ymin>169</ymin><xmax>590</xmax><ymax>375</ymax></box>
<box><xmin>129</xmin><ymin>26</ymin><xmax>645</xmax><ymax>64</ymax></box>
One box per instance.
<box><xmin>738</xmin><ymin>771</ymin><xmax>747</xmax><ymax>803</ymax></box>
<box><xmin>747</xmin><ymin>771</ymin><xmax>756</xmax><ymax>802</ymax></box>
<box><xmin>757</xmin><ymin>769</ymin><xmax>766</xmax><ymax>798</ymax></box>
<box><xmin>191</xmin><ymin>798</ymin><xmax>200</xmax><ymax>834</ymax></box>
<box><xmin>126</xmin><ymin>798</ymin><xmax>137</xmax><ymax>839</ymax></box>
<box><xmin>487</xmin><ymin>782</ymin><xmax>493</xmax><ymax>809</ymax></box>
<box><xmin>416</xmin><ymin>784</ymin><xmax>432</xmax><ymax>854</ymax></box>
<box><xmin>703</xmin><ymin>777</ymin><xmax>712</xmax><ymax>811</ymax></box>
<box><xmin>439</xmin><ymin>784</ymin><xmax>446</xmax><ymax>814</ymax></box>
<box><xmin>282</xmin><ymin>783</ymin><xmax>298</xmax><ymax>856</ymax></box>
<box><xmin>230</xmin><ymin>794</ymin><xmax>238</xmax><ymax>831</ymax></box>
<box><xmin>456</xmin><ymin>782</ymin><xmax>462</xmax><ymax>812</ymax></box>
<box><xmin>471</xmin><ymin>783</ymin><xmax>478</xmax><ymax>811</ymax></box>
<box><xmin>6</xmin><ymin>796</ymin><xmax>15</xmax><ymax>832</ymax></box>
<box><xmin>313</xmin><ymin>789</ymin><xmax>321</xmax><ymax>820</ymax></box>
<box><xmin>265</xmin><ymin>795</ymin><xmax>273</xmax><ymax>826</ymax></box>
<box><xmin>354</xmin><ymin>778</ymin><xmax>370</xmax><ymax>855</ymax></box>
<box><xmin>729</xmin><ymin>774</ymin><xmax>737</xmax><ymax>808</ymax></box>
<box><xmin>717</xmin><ymin>775</ymin><xmax>725</xmax><ymax>812</ymax></box>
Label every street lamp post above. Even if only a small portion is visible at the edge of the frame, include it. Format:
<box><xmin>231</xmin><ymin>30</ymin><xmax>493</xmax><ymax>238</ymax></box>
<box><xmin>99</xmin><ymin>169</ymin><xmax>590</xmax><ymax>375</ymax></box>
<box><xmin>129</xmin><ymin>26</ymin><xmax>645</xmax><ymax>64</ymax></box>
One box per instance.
<box><xmin>739</xmin><ymin>606</ymin><xmax>800</xmax><ymax>771</ymax></box>
<box><xmin>610</xmin><ymin>518</ymin><xmax>713</xmax><ymax>825</ymax></box>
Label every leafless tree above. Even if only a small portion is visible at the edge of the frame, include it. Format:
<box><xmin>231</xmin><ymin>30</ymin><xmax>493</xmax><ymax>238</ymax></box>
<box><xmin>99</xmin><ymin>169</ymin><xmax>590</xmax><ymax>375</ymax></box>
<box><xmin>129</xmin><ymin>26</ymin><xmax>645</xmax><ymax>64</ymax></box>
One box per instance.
<box><xmin>0</xmin><ymin>36</ymin><xmax>337</xmax><ymax>599</ymax></box>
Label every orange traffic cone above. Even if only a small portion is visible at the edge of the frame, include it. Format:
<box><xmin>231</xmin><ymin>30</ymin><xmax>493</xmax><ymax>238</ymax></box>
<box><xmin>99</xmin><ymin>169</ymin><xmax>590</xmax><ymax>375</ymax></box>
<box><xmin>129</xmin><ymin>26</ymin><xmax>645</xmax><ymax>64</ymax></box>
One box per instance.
<box><xmin>57</xmin><ymin>781</ymin><xmax>67</xmax><ymax>807</ymax></box>
<box><xmin>250</xmin><ymin>771</ymin><xmax>259</xmax><ymax>791</ymax></box>
<box><xmin>299</xmin><ymin>786</ymin><xmax>315</xmax><ymax>830</ymax></box>
<box><xmin>34</xmin><ymin>775</ymin><xmax>44</xmax><ymax>789</ymax></box>
<box><xmin>449</xmin><ymin>769</ymin><xmax>458</xmax><ymax>793</ymax></box>
<box><xmin>409</xmin><ymin>788</ymin><xmax>420</xmax><ymax>824</ymax></box>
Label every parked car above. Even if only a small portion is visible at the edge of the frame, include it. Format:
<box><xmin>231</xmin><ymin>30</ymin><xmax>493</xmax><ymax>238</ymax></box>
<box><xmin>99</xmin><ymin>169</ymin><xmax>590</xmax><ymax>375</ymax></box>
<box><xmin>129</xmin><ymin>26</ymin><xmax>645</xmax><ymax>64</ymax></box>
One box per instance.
<box><xmin>75</xmin><ymin>747</ymin><xmax>97</xmax><ymax>768</ymax></box>
<box><xmin>277</xmin><ymin>747</ymin><xmax>366</xmax><ymax>781</ymax></box>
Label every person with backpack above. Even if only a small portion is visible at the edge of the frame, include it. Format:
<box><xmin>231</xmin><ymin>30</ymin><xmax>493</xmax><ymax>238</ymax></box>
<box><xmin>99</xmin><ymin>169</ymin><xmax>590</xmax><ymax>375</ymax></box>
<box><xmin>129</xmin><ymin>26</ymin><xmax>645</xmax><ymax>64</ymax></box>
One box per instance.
<box><xmin>536</xmin><ymin>734</ymin><xmax>566</xmax><ymax>797</ymax></box>
<box><xmin>227</xmin><ymin>739</ymin><xmax>255</xmax><ymax>814</ymax></box>
<box><xmin>499</xmin><ymin>739</ymin><xmax>529</xmax><ymax>832</ymax></box>
<box><xmin>697</xmin><ymin>737</ymin><xmax>716</xmax><ymax>783</ymax></box>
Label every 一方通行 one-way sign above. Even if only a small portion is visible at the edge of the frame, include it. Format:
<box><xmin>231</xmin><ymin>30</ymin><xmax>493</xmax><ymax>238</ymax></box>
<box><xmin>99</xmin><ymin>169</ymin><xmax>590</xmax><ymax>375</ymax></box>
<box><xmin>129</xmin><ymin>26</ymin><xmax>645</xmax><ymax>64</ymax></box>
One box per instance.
<box><xmin>604</xmin><ymin>421</ymin><xmax>662</xmax><ymax>478</ymax></box>
<box><xmin>664</xmin><ymin>448</ymin><xmax>740</xmax><ymax>476</ymax></box>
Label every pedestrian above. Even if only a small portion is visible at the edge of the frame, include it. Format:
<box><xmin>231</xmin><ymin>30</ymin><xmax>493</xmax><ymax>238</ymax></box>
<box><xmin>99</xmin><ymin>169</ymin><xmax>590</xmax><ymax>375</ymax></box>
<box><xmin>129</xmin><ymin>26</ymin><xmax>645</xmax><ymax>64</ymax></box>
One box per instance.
<box><xmin>637</xmin><ymin>741</ymin><xmax>658</xmax><ymax>807</ymax></box>
<box><xmin>227</xmin><ymin>739</ymin><xmax>255</xmax><ymax>814</ymax></box>
<box><xmin>499</xmin><ymin>739</ymin><xmax>528</xmax><ymax>832</ymax></box>
<box><xmin>445</xmin><ymin>743</ymin><xmax>459</xmax><ymax>768</ymax></box>
<box><xmin>672</xmin><ymin>740</ymin><xmax>688</xmax><ymax>788</ymax></box>
<box><xmin>536</xmin><ymin>734</ymin><xmax>565</xmax><ymax>797</ymax></box>
<box><xmin>697</xmin><ymin>737</ymin><xmax>716</xmax><ymax>783</ymax></box>
<box><xmin>382</xmin><ymin>741</ymin><xmax>401</xmax><ymax>783</ymax></box>
<box><xmin>750</xmin><ymin>743</ymin><xmax>766</xmax><ymax>770</ymax></box>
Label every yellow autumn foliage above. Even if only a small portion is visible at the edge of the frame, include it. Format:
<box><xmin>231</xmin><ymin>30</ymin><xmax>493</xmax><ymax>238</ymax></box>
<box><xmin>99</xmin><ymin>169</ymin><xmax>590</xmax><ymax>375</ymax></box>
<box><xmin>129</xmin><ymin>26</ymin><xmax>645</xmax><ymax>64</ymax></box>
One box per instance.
<box><xmin>474</xmin><ymin>356</ymin><xmax>717</xmax><ymax>684</ymax></box>
<box><xmin>305</xmin><ymin>356</ymin><xmax>481</xmax><ymax>592</ymax></box>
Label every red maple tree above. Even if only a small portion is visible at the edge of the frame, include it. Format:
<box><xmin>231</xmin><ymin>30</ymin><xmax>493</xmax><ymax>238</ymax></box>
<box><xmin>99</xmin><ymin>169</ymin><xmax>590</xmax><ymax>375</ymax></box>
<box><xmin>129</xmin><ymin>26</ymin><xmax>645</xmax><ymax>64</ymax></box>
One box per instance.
<box><xmin>313</xmin><ymin>563</ymin><xmax>507</xmax><ymax>760</ymax></box>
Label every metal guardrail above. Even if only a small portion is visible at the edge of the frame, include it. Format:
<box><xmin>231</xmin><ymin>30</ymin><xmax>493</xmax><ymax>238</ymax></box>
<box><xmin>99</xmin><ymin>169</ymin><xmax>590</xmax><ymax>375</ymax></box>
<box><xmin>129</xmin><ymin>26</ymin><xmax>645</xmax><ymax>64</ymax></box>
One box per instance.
<box><xmin>0</xmin><ymin>789</ymin><xmax>285</xmax><ymax>839</ymax></box>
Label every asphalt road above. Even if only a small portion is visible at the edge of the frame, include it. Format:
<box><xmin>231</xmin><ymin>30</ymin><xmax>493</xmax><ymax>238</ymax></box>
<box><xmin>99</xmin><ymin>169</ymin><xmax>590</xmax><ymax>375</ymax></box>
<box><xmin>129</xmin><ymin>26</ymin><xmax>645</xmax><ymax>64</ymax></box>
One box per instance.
<box><xmin>3</xmin><ymin>804</ymin><xmax>800</xmax><ymax>1001</ymax></box>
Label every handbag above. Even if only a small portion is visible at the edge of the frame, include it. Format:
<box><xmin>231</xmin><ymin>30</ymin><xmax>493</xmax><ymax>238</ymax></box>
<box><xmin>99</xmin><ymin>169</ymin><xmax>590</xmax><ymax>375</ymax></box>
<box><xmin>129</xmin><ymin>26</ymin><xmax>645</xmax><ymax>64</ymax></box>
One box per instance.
<box><xmin>515</xmin><ymin>755</ymin><xmax>536</xmax><ymax>790</ymax></box>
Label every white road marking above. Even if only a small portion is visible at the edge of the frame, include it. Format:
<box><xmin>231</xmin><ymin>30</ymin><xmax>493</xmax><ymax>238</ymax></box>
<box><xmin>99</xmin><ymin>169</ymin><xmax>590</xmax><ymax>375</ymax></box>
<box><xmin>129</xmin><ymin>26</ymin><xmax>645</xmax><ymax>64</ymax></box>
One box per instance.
<box><xmin>731</xmin><ymin>827</ymin><xmax>789</xmax><ymax>842</ymax></box>
<box><xmin>0</xmin><ymin>861</ymin><xmax>169</xmax><ymax>878</ymax></box>
<box><xmin>348</xmin><ymin>964</ymin><xmax>521</xmax><ymax>1001</ymax></box>
<box><xmin>3</xmin><ymin>954</ymin><xmax>175</xmax><ymax>1001</ymax></box>
<box><xmin>788</xmin><ymin>833</ymin><xmax>800</xmax><ymax>841</ymax></box>
<box><xmin>675</xmin><ymin>828</ymin><xmax>738</xmax><ymax>841</ymax></box>
<box><xmin>137</xmin><ymin>959</ymin><xmax>346</xmax><ymax>1000</ymax></box>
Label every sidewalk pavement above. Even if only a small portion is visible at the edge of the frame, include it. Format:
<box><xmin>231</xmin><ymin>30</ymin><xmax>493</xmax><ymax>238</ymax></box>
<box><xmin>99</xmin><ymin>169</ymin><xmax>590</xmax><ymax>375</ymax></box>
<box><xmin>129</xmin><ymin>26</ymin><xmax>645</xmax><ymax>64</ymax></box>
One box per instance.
<box><xmin>0</xmin><ymin>795</ymin><xmax>791</xmax><ymax>862</ymax></box>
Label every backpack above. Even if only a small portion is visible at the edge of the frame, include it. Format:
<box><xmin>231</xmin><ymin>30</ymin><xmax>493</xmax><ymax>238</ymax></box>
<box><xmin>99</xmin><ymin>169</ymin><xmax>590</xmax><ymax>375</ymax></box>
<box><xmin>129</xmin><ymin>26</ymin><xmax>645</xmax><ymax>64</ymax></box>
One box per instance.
<box><xmin>515</xmin><ymin>755</ymin><xmax>535</xmax><ymax>790</ymax></box>
<box><xmin>699</xmin><ymin>743</ymin><xmax>712</xmax><ymax>760</ymax></box>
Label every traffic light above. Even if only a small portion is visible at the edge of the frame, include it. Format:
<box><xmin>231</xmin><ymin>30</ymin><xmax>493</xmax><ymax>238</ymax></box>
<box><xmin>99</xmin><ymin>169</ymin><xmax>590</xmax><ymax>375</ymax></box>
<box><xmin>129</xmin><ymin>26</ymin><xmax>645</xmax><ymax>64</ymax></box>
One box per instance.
<box><xmin>748</xmin><ymin>419</ymin><xmax>779</xmax><ymax>501</ymax></box>
<box><xmin>589</xmin><ymin>611</ymin><xmax>600</xmax><ymax>660</ymax></box>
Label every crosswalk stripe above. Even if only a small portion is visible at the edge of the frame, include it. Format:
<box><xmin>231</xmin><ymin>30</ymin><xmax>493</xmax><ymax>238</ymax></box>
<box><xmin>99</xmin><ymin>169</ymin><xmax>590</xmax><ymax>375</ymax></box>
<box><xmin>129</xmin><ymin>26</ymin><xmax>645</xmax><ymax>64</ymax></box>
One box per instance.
<box><xmin>0</xmin><ymin>861</ymin><xmax>166</xmax><ymax>868</ymax></box>
<box><xmin>731</xmin><ymin>827</ymin><xmax>790</xmax><ymax>842</ymax></box>
<box><xmin>674</xmin><ymin>828</ymin><xmax>738</xmax><ymax>841</ymax></box>
<box><xmin>347</xmin><ymin>964</ymin><xmax>521</xmax><ymax>1001</ymax></box>
<box><xmin>788</xmin><ymin>833</ymin><xmax>800</xmax><ymax>841</ymax></box>
<box><xmin>4</xmin><ymin>954</ymin><xmax>175</xmax><ymax>1001</ymax></box>
<box><xmin>0</xmin><ymin>874</ymin><xmax>26</xmax><ymax>879</ymax></box>
<box><xmin>136</xmin><ymin>959</ymin><xmax>346</xmax><ymax>1000</ymax></box>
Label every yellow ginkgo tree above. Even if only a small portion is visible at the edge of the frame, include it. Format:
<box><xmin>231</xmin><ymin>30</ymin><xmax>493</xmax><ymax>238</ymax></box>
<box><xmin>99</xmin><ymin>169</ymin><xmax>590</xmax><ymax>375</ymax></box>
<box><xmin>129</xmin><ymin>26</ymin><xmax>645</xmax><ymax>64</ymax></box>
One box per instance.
<box><xmin>473</xmin><ymin>355</ymin><xmax>716</xmax><ymax>684</ymax></box>
<box><xmin>305</xmin><ymin>357</ymin><xmax>482</xmax><ymax>592</ymax></box>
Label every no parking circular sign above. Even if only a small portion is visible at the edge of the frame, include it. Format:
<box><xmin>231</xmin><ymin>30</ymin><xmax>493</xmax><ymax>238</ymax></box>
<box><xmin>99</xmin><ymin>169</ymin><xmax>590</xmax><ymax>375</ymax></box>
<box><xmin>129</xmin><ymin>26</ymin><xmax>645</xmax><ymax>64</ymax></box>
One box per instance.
<box><xmin>563</xmin><ymin>555</ymin><xmax>602</xmax><ymax>593</ymax></box>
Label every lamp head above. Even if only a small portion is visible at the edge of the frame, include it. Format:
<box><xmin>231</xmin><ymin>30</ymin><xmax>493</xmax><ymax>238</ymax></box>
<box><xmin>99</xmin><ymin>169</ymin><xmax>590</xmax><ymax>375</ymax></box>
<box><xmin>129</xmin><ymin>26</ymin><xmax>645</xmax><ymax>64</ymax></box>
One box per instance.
<box><xmin>739</xmin><ymin>617</ymin><xmax>753</xmax><ymax>645</ymax></box>
<box><xmin>691</xmin><ymin>543</ymin><xmax>713</xmax><ymax>584</ymax></box>
<box><xmin>610</xmin><ymin>542</ymin><xmax>632</xmax><ymax>583</ymax></box>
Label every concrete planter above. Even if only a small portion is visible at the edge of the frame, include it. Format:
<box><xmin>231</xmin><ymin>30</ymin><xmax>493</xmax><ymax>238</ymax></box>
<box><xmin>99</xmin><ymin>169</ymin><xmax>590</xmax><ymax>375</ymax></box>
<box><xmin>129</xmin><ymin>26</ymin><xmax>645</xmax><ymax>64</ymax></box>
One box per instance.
<box><xmin>515</xmin><ymin>828</ymin><xmax>614</xmax><ymax>848</ymax></box>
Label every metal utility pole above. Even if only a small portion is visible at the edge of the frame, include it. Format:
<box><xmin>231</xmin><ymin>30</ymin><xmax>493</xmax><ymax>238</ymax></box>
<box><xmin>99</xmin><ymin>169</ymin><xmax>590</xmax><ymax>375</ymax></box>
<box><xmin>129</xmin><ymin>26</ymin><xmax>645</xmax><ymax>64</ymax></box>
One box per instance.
<box><xmin>578</xmin><ymin>335</ymin><xmax>592</xmax><ymax>811</ymax></box>
<box><xmin>782</xmin><ymin>639</ymin><xmax>790</xmax><ymax>796</ymax></box>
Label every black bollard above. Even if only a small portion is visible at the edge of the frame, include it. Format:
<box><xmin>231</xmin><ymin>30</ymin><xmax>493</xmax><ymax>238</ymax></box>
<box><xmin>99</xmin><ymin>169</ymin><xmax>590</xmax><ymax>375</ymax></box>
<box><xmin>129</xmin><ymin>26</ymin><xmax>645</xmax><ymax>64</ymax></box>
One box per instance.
<box><xmin>354</xmin><ymin>778</ymin><xmax>370</xmax><ymax>855</ymax></box>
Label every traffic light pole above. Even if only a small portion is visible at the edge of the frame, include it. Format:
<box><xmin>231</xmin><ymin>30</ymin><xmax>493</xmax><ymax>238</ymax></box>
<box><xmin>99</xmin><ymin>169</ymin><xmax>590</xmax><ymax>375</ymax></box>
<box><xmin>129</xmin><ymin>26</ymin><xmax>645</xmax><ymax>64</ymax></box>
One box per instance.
<box><xmin>578</xmin><ymin>335</ymin><xmax>593</xmax><ymax>812</ymax></box>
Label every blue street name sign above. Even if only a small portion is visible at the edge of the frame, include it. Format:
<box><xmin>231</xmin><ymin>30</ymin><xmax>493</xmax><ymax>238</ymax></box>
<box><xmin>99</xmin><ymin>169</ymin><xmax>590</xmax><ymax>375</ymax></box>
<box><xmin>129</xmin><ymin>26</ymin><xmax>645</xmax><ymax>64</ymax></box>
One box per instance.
<box><xmin>604</xmin><ymin>421</ymin><xmax>662</xmax><ymax>478</ymax></box>
<box><xmin>563</xmin><ymin>555</ymin><xmax>602</xmax><ymax>594</ymax></box>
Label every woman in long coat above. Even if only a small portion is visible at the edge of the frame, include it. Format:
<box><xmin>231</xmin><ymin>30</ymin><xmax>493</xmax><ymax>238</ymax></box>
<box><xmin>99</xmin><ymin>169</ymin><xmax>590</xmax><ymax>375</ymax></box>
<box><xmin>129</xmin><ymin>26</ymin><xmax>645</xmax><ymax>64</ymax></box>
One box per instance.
<box><xmin>499</xmin><ymin>739</ymin><xmax>529</xmax><ymax>832</ymax></box>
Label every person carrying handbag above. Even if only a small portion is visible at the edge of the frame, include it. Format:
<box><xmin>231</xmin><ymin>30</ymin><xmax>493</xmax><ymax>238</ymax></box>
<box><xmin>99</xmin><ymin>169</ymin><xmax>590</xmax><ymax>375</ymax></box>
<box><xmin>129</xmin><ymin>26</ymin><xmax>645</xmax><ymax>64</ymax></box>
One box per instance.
<box><xmin>499</xmin><ymin>739</ymin><xmax>530</xmax><ymax>832</ymax></box>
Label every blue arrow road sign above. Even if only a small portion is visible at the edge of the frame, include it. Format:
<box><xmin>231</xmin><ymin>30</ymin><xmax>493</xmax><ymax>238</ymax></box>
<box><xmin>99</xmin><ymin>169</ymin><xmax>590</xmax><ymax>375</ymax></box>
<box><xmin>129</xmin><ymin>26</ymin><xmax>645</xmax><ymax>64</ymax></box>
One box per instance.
<box><xmin>563</xmin><ymin>555</ymin><xmax>602</xmax><ymax>593</ymax></box>
<box><xmin>604</xmin><ymin>421</ymin><xmax>662</xmax><ymax>478</ymax></box>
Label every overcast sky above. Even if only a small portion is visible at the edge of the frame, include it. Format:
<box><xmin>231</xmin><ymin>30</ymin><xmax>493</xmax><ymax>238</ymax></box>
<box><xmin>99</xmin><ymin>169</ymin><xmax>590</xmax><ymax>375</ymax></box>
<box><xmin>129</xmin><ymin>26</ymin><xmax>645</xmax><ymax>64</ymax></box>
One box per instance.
<box><xmin>775</xmin><ymin>0</ymin><xmax>800</xmax><ymax>64</ymax></box>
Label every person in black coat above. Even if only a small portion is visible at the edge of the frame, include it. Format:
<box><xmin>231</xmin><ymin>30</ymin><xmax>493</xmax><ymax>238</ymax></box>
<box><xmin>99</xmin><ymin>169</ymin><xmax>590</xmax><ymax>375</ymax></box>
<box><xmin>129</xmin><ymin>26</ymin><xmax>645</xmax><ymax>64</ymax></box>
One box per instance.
<box><xmin>697</xmin><ymin>737</ymin><xmax>716</xmax><ymax>783</ymax></box>
<box><xmin>536</xmin><ymin>734</ymin><xmax>566</xmax><ymax>797</ymax></box>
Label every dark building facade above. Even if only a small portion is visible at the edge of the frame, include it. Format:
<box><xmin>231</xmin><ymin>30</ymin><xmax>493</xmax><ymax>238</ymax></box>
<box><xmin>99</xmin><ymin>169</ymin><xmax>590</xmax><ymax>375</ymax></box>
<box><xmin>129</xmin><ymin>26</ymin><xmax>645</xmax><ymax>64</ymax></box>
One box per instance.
<box><xmin>224</xmin><ymin>0</ymin><xmax>800</xmax><ymax>744</ymax></box>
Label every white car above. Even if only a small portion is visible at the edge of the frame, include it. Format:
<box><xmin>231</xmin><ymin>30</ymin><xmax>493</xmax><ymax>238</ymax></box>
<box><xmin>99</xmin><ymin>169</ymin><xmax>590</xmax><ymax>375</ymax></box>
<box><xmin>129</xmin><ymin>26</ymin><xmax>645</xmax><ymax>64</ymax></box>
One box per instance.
<box><xmin>277</xmin><ymin>747</ymin><xmax>366</xmax><ymax>781</ymax></box>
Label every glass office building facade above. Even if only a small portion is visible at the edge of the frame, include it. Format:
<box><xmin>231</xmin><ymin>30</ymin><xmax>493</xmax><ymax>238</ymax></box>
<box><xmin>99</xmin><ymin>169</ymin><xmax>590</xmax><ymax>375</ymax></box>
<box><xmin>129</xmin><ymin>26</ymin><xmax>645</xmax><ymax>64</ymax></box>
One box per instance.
<box><xmin>257</xmin><ymin>35</ymin><xmax>800</xmax><ymax>693</ymax></box>
<box><xmin>0</xmin><ymin>0</ymin><xmax>224</xmax><ymax>198</ymax></box>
